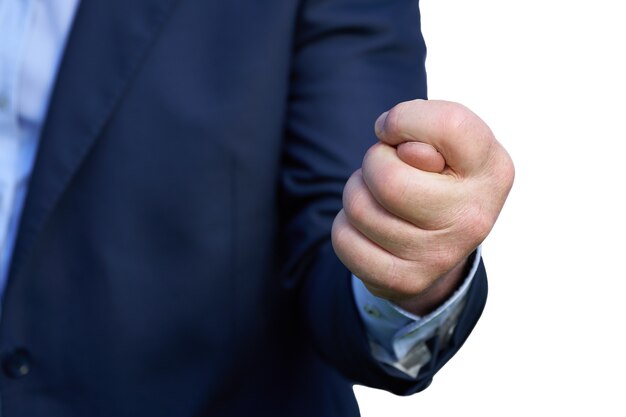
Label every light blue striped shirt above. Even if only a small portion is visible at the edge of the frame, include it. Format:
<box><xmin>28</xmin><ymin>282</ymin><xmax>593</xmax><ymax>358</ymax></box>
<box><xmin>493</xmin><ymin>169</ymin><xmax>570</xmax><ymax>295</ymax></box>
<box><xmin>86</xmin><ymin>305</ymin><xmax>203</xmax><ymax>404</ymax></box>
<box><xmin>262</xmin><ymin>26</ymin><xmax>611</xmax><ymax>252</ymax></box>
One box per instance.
<box><xmin>0</xmin><ymin>0</ymin><xmax>79</xmax><ymax>292</ymax></box>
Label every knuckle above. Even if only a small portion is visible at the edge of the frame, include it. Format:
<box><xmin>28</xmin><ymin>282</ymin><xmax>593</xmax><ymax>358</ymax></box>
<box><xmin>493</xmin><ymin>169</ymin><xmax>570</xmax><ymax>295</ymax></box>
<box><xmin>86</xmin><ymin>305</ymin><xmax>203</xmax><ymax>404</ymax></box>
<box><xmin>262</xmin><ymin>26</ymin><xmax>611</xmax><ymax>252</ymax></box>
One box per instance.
<box><xmin>461</xmin><ymin>204</ymin><xmax>494</xmax><ymax>247</ymax></box>
<box><xmin>497</xmin><ymin>149</ymin><xmax>516</xmax><ymax>191</ymax></box>
<box><xmin>474</xmin><ymin>213</ymin><xmax>494</xmax><ymax>241</ymax></box>
<box><xmin>343</xmin><ymin>184</ymin><xmax>368</xmax><ymax>227</ymax></box>
<box><xmin>331</xmin><ymin>212</ymin><xmax>350</xmax><ymax>251</ymax></box>
<box><xmin>376</xmin><ymin>165</ymin><xmax>409</xmax><ymax>209</ymax></box>
<box><xmin>383</xmin><ymin>104</ymin><xmax>408</xmax><ymax>138</ymax></box>
<box><xmin>362</xmin><ymin>143</ymin><xmax>384</xmax><ymax>171</ymax></box>
<box><xmin>442</xmin><ymin>103</ymin><xmax>475</xmax><ymax>136</ymax></box>
<box><xmin>442</xmin><ymin>103</ymin><xmax>495</xmax><ymax>151</ymax></box>
<box><xmin>362</xmin><ymin>146</ymin><xmax>409</xmax><ymax>210</ymax></box>
<box><xmin>468</xmin><ymin>219</ymin><xmax>491</xmax><ymax>248</ymax></box>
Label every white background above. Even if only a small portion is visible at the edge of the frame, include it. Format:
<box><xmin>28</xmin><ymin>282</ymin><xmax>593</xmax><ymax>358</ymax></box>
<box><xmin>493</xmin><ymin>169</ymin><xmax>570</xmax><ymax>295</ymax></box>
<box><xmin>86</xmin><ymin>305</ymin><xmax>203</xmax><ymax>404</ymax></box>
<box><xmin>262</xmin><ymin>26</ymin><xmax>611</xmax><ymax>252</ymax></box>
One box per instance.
<box><xmin>355</xmin><ymin>0</ymin><xmax>626</xmax><ymax>415</ymax></box>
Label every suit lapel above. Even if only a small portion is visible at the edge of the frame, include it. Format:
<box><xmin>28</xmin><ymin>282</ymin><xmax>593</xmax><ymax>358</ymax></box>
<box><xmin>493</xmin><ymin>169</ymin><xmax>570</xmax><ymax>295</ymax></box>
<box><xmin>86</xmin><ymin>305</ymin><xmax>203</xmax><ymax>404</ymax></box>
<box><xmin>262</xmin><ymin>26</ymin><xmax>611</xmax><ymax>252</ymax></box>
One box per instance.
<box><xmin>9</xmin><ymin>0</ymin><xmax>182</xmax><ymax>280</ymax></box>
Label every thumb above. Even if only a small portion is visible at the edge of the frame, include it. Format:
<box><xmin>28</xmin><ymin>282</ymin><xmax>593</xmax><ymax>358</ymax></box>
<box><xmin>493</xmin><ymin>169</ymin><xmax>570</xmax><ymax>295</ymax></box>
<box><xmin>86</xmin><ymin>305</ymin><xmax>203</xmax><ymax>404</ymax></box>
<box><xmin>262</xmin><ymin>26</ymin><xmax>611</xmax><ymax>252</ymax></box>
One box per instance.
<box><xmin>396</xmin><ymin>141</ymin><xmax>446</xmax><ymax>173</ymax></box>
<box><xmin>375</xmin><ymin>99</ymin><xmax>496</xmax><ymax>176</ymax></box>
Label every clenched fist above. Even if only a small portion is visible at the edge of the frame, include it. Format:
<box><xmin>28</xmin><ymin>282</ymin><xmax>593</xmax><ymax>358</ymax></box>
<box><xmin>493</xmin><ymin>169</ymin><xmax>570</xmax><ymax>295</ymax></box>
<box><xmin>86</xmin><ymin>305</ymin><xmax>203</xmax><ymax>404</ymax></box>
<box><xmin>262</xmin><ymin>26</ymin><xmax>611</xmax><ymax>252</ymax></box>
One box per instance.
<box><xmin>332</xmin><ymin>99</ymin><xmax>514</xmax><ymax>315</ymax></box>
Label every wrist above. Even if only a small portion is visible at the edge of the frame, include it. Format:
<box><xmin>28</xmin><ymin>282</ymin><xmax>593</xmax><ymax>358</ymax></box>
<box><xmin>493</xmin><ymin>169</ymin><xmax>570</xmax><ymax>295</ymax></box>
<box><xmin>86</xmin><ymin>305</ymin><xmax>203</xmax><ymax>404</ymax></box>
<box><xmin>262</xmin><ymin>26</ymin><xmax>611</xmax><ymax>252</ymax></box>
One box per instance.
<box><xmin>391</xmin><ymin>258</ymin><xmax>470</xmax><ymax>316</ymax></box>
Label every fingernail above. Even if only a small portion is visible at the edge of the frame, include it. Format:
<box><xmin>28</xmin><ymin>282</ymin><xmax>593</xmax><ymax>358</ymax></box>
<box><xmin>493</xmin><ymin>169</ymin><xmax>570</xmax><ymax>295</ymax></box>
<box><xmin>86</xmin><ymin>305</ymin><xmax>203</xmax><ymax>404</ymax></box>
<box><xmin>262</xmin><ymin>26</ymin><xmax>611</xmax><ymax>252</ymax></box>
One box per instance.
<box><xmin>375</xmin><ymin>111</ymin><xmax>388</xmax><ymax>137</ymax></box>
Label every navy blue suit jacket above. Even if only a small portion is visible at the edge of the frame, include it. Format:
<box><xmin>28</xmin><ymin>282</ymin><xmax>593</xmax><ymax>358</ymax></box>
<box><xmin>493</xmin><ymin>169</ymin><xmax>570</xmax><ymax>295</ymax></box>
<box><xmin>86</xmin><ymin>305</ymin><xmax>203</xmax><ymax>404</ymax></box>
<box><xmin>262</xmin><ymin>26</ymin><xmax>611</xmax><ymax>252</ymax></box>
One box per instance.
<box><xmin>0</xmin><ymin>0</ymin><xmax>488</xmax><ymax>415</ymax></box>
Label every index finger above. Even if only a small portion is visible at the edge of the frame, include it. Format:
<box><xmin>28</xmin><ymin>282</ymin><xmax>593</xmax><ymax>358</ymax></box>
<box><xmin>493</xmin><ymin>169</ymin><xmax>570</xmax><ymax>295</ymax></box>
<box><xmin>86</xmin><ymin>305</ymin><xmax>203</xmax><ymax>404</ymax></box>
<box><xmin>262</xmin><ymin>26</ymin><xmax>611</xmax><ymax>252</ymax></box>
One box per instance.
<box><xmin>375</xmin><ymin>99</ymin><xmax>496</xmax><ymax>176</ymax></box>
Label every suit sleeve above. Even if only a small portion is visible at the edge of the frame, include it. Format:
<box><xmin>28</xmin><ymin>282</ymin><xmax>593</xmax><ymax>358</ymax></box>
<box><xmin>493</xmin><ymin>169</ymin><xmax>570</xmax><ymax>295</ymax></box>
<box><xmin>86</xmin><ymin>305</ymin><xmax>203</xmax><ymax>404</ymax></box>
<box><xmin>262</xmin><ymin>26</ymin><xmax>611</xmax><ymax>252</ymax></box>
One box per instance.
<box><xmin>278</xmin><ymin>0</ymin><xmax>488</xmax><ymax>394</ymax></box>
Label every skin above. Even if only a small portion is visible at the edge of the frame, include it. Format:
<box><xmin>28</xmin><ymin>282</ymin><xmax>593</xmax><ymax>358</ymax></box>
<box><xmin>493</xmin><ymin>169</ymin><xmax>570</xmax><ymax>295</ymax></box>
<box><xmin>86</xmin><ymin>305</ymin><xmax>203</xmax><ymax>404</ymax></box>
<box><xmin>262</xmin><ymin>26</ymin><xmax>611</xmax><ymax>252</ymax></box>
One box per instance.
<box><xmin>332</xmin><ymin>99</ymin><xmax>515</xmax><ymax>316</ymax></box>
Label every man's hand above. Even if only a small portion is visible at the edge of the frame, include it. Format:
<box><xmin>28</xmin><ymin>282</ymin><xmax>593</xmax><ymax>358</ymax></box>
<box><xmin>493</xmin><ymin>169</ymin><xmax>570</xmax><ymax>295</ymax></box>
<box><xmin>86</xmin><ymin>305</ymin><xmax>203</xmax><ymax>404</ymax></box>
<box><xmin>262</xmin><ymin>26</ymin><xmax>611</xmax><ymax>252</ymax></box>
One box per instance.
<box><xmin>332</xmin><ymin>99</ymin><xmax>514</xmax><ymax>315</ymax></box>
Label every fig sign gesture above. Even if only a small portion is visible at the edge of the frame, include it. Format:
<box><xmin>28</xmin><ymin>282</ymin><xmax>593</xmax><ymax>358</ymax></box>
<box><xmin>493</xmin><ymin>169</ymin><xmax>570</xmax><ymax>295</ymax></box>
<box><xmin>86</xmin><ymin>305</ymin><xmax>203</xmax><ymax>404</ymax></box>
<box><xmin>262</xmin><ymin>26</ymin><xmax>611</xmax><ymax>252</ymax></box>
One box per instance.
<box><xmin>332</xmin><ymin>99</ymin><xmax>515</xmax><ymax>315</ymax></box>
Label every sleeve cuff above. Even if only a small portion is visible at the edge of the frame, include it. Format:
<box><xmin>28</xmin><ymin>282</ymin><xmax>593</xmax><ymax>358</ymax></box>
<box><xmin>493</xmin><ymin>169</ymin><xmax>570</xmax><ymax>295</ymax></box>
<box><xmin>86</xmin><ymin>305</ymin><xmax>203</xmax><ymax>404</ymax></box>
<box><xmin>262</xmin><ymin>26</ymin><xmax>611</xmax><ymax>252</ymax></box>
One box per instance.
<box><xmin>352</xmin><ymin>246</ymin><xmax>482</xmax><ymax>378</ymax></box>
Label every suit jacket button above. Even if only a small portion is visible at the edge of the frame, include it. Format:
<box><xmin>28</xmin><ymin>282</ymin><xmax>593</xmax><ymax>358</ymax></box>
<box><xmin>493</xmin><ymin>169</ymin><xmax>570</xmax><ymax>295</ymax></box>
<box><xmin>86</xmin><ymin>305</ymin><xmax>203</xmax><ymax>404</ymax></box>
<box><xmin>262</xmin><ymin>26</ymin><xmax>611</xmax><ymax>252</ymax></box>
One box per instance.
<box><xmin>3</xmin><ymin>348</ymin><xmax>31</xmax><ymax>378</ymax></box>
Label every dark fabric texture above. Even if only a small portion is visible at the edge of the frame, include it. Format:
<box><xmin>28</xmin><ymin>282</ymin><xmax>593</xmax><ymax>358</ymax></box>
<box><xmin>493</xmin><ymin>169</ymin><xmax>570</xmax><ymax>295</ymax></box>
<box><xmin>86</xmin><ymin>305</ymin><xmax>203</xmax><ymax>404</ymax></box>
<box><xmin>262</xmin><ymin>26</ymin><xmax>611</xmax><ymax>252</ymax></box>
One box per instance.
<box><xmin>0</xmin><ymin>0</ymin><xmax>488</xmax><ymax>415</ymax></box>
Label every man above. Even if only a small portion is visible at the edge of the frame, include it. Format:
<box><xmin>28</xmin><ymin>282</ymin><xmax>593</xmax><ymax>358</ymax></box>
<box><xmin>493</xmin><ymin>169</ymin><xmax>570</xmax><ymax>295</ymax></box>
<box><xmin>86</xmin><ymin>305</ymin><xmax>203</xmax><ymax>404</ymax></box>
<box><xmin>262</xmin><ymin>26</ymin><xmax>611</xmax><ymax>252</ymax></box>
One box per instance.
<box><xmin>0</xmin><ymin>0</ymin><xmax>513</xmax><ymax>416</ymax></box>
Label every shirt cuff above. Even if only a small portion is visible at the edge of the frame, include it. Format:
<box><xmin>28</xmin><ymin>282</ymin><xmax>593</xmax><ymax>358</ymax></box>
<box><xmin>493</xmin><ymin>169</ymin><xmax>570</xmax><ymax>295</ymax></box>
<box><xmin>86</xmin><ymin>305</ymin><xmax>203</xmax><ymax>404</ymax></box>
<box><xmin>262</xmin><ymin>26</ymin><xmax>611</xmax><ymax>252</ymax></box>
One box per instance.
<box><xmin>352</xmin><ymin>246</ymin><xmax>482</xmax><ymax>378</ymax></box>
